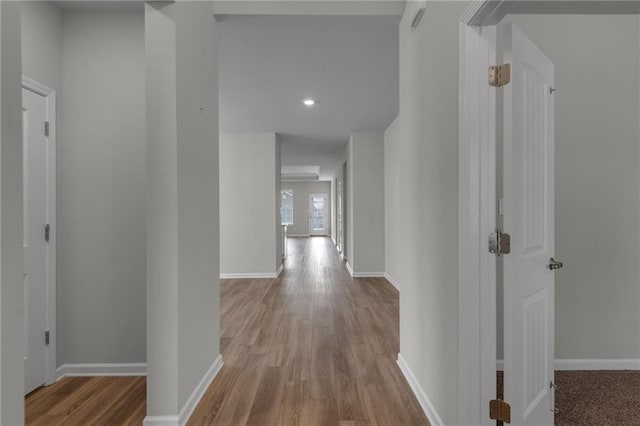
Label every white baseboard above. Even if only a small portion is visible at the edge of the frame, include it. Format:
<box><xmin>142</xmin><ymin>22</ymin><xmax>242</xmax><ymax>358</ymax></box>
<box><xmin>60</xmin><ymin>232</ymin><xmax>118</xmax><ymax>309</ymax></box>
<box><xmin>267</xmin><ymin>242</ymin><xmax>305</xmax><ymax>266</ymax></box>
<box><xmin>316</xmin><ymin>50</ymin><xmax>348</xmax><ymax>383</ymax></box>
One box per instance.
<box><xmin>142</xmin><ymin>416</ymin><xmax>180</xmax><ymax>426</ymax></box>
<box><xmin>345</xmin><ymin>263</ymin><xmax>385</xmax><ymax>278</ymax></box>
<box><xmin>57</xmin><ymin>363</ymin><xmax>146</xmax><ymax>380</ymax></box>
<box><xmin>352</xmin><ymin>272</ymin><xmax>386</xmax><ymax>278</ymax></box>
<box><xmin>143</xmin><ymin>355</ymin><xmax>224</xmax><ymax>426</ymax></box>
<box><xmin>384</xmin><ymin>273</ymin><xmax>400</xmax><ymax>291</ymax></box>
<box><xmin>397</xmin><ymin>354</ymin><xmax>444</xmax><ymax>426</ymax></box>
<box><xmin>276</xmin><ymin>264</ymin><xmax>284</xmax><ymax>277</ymax></box>
<box><xmin>346</xmin><ymin>262</ymin><xmax>354</xmax><ymax>276</ymax></box>
<box><xmin>220</xmin><ymin>272</ymin><xmax>279</xmax><ymax>279</ymax></box>
<box><xmin>555</xmin><ymin>359</ymin><xmax>640</xmax><ymax>370</ymax></box>
<box><xmin>178</xmin><ymin>354</ymin><xmax>224</xmax><ymax>425</ymax></box>
<box><xmin>496</xmin><ymin>358</ymin><xmax>640</xmax><ymax>371</ymax></box>
<box><xmin>287</xmin><ymin>234</ymin><xmax>310</xmax><ymax>237</ymax></box>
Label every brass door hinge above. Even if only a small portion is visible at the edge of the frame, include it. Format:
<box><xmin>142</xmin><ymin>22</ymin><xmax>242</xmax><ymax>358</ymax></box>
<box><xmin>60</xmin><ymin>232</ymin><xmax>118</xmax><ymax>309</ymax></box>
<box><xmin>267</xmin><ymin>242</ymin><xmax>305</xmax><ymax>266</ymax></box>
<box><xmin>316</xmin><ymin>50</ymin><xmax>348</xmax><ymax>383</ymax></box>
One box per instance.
<box><xmin>490</xmin><ymin>399</ymin><xmax>511</xmax><ymax>423</ymax></box>
<box><xmin>489</xmin><ymin>64</ymin><xmax>511</xmax><ymax>87</ymax></box>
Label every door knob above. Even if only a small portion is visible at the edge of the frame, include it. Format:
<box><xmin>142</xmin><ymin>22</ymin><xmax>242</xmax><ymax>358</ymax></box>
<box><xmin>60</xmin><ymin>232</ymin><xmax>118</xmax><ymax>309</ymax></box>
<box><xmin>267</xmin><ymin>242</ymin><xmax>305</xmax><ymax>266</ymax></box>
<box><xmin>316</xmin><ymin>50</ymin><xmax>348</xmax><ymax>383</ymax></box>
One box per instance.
<box><xmin>548</xmin><ymin>257</ymin><xmax>564</xmax><ymax>270</ymax></box>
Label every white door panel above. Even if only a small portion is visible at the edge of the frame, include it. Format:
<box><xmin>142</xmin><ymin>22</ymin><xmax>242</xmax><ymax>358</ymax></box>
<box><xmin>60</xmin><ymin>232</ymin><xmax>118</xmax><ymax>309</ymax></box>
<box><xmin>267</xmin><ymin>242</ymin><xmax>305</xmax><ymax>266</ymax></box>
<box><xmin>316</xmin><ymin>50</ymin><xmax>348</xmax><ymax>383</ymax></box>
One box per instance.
<box><xmin>23</xmin><ymin>88</ymin><xmax>49</xmax><ymax>394</ymax></box>
<box><xmin>503</xmin><ymin>23</ymin><xmax>556</xmax><ymax>425</ymax></box>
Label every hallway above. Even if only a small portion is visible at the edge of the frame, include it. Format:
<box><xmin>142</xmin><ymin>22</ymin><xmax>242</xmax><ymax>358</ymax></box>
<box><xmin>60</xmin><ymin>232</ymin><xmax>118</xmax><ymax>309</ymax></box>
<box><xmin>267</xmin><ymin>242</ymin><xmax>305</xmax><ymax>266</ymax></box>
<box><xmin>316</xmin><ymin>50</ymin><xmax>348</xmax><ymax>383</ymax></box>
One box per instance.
<box><xmin>190</xmin><ymin>236</ymin><xmax>427</xmax><ymax>425</ymax></box>
<box><xmin>26</xmin><ymin>237</ymin><xmax>428</xmax><ymax>425</ymax></box>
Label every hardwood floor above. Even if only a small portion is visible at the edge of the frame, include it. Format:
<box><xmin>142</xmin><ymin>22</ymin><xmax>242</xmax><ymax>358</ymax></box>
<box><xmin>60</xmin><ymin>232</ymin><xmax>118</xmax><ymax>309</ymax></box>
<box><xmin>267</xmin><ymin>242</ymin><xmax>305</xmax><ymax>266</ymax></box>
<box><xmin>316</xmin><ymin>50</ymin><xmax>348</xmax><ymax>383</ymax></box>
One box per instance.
<box><xmin>26</xmin><ymin>237</ymin><xmax>428</xmax><ymax>425</ymax></box>
<box><xmin>189</xmin><ymin>237</ymin><xmax>427</xmax><ymax>425</ymax></box>
<box><xmin>25</xmin><ymin>376</ymin><xmax>146</xmax><ymax>425</ymax></box>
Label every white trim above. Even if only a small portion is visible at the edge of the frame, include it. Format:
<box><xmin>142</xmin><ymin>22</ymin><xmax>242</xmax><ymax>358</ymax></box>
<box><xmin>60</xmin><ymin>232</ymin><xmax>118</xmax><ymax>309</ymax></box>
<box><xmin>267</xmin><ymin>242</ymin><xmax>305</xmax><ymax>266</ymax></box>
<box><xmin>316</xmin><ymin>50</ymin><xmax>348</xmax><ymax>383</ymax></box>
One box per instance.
<box><xmin>178</xmin><ymin>354</ymin><xmax>224</xmax><ymax>425</ymax></box>
<box><xmin>22</xmin><ymin>76</ymin><xmax>57</xmax><ymax>386</ymax></box>
<box><xmin>351</xmin><ymin>271</ymin><xmax>385</xmax><ymax>278</ymax></box>
<box><xmin>56</xmin><ymin>363</ymin><xmax>146</xmax><ymax>380</ymax></box>
<box><xmin>397</xmin><ymin>354</ymin><xmax>444</xmax><ymax>426</ymax></box>
<box><xmin>276</xmin><ymin>264</ymin><xmax>283</xmax><ymax>277</ymax></box>
<box><xmin>497</xmin><ymin>359</ymin><xmax>640</xmax><ymax>371</ymax></box>
<box><xmin>383</xmin><ymin>273</ymin><xmax>400</xmax><ymax>291</ymax></box>
<box><xmin>142</xmin><ymin>416</ymin><xmax>180</xmax><ymax>426</ymax></box>
<box><xmin>142</xmin><ymin>355</ymin><xmax>224</xmax><ymax>426</ymax></box>
<box><xmin>346</xmin><ymin>262</ymin><xmax>354</xmax><ymax>277</ymax></box>
<box><xmin>220</xmin><ymin>272</ymin><xmax>280</xmax><ymax>279</ymax></box>
<box><xmin>556</xmin><ymin>359</ymin><xmax>640</xmax><ymax>371</ymax></box>
<box><xmin>287</xmin><ymin>234</ymin><xmax>310</xmax><ymax>238</ymax></box>
<box><xmin>457</xmin><ymin>21</ymin><xmax>497</xmax><ymax>426</ymax></box>
<box><xmin>460</xmin><ymin>0</ymin><xmax>507</xmax><ymax>26</ymax></box>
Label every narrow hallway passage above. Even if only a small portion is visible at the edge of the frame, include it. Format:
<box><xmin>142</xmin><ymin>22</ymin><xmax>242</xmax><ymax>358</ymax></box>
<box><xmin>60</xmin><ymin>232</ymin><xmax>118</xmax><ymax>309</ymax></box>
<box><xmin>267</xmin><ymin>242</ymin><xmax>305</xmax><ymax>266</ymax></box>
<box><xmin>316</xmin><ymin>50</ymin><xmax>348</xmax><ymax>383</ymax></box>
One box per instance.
<box><xmin>189</xmin><ymin>237</ymin><xmax>428</xmax><ymax>425</ymax></box>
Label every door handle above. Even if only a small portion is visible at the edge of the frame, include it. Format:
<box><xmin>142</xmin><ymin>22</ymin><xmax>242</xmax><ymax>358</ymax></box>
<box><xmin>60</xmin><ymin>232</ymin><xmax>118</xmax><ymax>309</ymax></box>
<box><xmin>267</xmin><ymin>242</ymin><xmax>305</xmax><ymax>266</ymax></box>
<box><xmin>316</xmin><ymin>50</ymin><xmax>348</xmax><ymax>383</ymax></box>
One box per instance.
<box><xmin>548</xmin><ymin>257</ymin><xmax>563</xmax><ymax>270</ymax></box>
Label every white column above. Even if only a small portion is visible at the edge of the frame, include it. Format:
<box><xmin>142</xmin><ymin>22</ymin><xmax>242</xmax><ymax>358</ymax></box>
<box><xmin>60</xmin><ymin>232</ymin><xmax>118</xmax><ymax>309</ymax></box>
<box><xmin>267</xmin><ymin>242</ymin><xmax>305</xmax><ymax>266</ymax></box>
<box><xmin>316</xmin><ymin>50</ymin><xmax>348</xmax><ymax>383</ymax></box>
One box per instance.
<box><xmin>0</xmin><ymin>2</ymin><xmax>25</xmax><ymax>425</ymax></box>
<box><xmin>145</xmin><ymin>2</ymin><xmax>220</xmax><ymax>424</ymax></box>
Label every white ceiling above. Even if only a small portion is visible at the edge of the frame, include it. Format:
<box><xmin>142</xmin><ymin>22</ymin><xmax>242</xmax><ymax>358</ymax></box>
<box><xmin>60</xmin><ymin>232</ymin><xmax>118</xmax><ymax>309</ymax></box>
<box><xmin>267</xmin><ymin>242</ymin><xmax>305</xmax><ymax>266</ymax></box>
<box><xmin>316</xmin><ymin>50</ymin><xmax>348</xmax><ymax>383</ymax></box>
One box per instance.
<box><xmin>50</xmin><ymin>5</ymin><xmax>400</xmax><ymax>180</ymax></box>
<box><xmin>219</xmin><ymin>15</ymin><xmax>399</xmax><ymax>179</ymax></box>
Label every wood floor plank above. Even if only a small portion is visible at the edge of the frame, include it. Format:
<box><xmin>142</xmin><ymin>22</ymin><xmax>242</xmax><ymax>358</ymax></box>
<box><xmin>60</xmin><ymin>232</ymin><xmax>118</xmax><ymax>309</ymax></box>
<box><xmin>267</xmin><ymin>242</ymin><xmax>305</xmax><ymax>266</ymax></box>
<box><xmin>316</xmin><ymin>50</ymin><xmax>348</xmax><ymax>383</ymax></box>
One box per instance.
<box><xmin>277</xmin><ymin>380</ymin><xmax>309</xmax><ymax>426</ymax></box>
<box><xmin>246</xmin><ymin>366</ymin><xmax>287</xmax><ymax>425</ymax></box>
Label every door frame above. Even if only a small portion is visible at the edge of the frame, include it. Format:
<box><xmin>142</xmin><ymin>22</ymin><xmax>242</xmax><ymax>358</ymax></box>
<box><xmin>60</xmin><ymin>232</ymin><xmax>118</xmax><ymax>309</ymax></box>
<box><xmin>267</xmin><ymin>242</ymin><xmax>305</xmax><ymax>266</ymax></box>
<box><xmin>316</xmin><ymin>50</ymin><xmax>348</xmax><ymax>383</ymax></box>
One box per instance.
<box><xmin>336</xmin><ymin>179</ymin><xmax>343</xmax><ymax>252</ymax></box>
<box><xmin>309</xmin><ymin>192</ymin><xmax>328</xmax><ymax>236</ymax></box>
<box><xmin>457</xmin><ymin>1</ymin><xmax>640</xmax><ymax>425</ymax></box>
<box><xmin>341</xmin><ymin>161</ymin><xmax>348</xmax><ymax>260</ymax></box>
<box><xmin>22</xmin><ymin>76</ymin><xmax>57</xmax><ymax>386</ymax></box>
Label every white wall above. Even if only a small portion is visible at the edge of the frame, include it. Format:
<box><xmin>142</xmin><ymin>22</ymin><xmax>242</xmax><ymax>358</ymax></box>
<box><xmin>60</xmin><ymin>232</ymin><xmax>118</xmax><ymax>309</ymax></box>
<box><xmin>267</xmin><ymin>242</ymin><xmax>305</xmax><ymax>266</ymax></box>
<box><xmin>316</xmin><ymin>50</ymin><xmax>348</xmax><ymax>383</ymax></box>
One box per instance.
<box><xmin>281</xmin><ymin>180</ymin><xmax>332</xmax><ymax>236</ymax></box>
<box><xmin>333</xmin><ymin>133</ymin><xmax>384</xmax><ymax>274</ymax></box>
<box><xmin>350</xmin><ymin>132</ymin><xmax>385</xmax><ymax>274</ymax></box>
<box><xmin>336</xmin><ymin>146</ymin><xmax>352</xmax><ymax>262</ymax></box>
<box><xmin>497</xmin><ymin>14</ymin><xmax>640</xmax><ymax>361</ymax></box>
<box><xmin>22</xmin><ymin>2</ymin><xmax>62</xmax><ymax>98</ymax></box>
<box><xmin>1</xmin><ymin>3</ymin><xmax>25</xmax><ymax>423</ymax></box>
<box><xmin>384</xmin><ymin>116</ymin><xmax>400</xmax><ymax>287</ymax></box>
<box><xmin>330</xmin><ymin>177</ymin><xmax>337</xmax><ymax>243</ymax></box>
<box><xmin>391</xmin><ymin>3</ymin><xmax>468</xmax><ymax>423</ymax></box>
<box><xmin>220</xmin><ymin>132</ymin><xmax>281</xmax><ymax>276</ymax></box>
<box><xmin>145</xmin><ymin>2</ymin><xmax>221</xmax><ymax>418</ymax></box>
<box><xmin>60</xmin><ymin>12</ymin><xmax>146</xmax><ymax>365</ymax></box>
<box><xmin>275</xmin><ymin>137</ymin><xmax>283</xmax><ymax>266</ymax></box>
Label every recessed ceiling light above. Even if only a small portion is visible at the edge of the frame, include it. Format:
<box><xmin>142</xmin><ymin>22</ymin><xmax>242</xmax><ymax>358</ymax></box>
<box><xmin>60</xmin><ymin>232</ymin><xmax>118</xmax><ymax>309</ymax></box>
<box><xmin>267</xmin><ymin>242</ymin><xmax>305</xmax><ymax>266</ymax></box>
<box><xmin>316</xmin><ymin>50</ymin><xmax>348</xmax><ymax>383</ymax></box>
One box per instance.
<box><xmin>303</xmin><ymin>98</ymin><xmax>316</xmax><ymax>107</ymax></box>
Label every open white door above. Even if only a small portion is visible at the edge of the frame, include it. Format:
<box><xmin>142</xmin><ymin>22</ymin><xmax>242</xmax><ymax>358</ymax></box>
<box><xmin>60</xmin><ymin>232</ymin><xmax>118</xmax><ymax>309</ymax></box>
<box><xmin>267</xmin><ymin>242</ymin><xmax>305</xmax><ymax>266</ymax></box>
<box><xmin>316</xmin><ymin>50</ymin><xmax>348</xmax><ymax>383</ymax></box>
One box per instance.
<box><xmin>23</xmin><ymin>87</ymin><xmax>50</xmax><ymax>394</ymax></box>
<box><xmin>503</xmin><ymin>23</ymin><xmax>557</xmax><ymax>425</ymax></box>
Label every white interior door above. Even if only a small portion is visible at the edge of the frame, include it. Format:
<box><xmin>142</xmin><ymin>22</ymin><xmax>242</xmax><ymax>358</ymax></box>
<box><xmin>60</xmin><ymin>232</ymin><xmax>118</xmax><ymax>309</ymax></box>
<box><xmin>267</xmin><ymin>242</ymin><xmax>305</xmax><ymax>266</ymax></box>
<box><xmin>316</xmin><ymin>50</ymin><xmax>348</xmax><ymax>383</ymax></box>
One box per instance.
<box><xmin>309</xmin><ymin>193</ymin><xmax>327</xmax><ymax>236</ymax></box>
<box><xmin>23</xmin><ymin>88</ymin><xmax>49</xmax><ymax>394</ymax></box>
<box><xmin>503</xmin><ymin>23</ymin><xmax>556</xmax><ymax>425</ymax></box>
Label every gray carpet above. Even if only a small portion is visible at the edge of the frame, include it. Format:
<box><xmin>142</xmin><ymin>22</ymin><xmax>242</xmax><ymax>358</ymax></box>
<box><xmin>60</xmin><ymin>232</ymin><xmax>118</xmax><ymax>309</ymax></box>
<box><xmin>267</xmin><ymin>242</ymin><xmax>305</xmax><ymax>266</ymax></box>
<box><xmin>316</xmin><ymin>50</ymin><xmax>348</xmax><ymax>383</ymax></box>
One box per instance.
<box><xmin>497</xmin><ymin>370</ymin><xmax>640</xmax><ymax>425</ymax></box>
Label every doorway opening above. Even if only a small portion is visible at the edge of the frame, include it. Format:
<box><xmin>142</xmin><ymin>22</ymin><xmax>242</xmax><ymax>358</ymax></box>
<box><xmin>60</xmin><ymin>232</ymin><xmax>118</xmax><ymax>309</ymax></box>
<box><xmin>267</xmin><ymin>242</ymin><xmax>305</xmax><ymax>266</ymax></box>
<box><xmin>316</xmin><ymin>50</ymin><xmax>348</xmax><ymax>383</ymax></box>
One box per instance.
<box><xmin>459</xmin><ymin>3</ymin><xmax>640</xmax><ymax>425</ymax></box>
<box><xmin>309</xmin><ymin>193</ymin><xmax>328</xmax><ymax>236</ymax></box>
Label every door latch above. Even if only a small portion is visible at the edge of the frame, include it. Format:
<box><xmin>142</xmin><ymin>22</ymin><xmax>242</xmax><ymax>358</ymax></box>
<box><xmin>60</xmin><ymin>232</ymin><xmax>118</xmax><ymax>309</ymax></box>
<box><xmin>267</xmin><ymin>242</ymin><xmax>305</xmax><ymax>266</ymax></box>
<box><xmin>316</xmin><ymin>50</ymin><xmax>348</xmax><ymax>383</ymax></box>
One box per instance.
<box><xmin>548</xmin><ymin>257</ymin><xmax>564</xmax><ymax>270</ymax></box>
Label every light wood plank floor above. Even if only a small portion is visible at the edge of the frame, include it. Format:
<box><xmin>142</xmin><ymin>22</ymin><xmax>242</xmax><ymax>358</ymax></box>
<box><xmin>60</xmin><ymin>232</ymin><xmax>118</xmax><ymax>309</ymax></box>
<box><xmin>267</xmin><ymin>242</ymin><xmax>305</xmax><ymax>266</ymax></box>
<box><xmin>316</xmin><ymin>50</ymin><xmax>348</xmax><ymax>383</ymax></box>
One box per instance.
<box><xmin>26</xmin><ymin>237</ymin><xmax>428</xmax><ymax>425</ymax></box>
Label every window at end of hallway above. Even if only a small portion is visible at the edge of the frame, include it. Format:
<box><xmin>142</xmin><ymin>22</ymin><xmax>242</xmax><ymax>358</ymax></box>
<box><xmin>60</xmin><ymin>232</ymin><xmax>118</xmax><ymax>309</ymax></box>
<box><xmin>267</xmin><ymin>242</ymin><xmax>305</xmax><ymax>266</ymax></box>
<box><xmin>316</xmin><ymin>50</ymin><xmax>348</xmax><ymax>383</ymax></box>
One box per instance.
<box><xmin>281</xmin><ymin>189</ymin><xmax>293</xmax><ymax>225</ymax></box>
